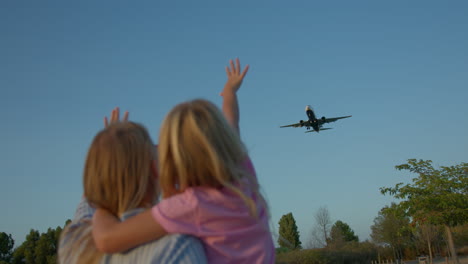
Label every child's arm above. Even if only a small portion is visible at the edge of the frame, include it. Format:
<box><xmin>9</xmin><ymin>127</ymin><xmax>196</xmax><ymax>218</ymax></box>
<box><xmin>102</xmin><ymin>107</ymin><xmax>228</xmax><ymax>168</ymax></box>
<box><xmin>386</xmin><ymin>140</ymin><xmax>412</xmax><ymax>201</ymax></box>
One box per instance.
<box><xmin>92</xmin><ymin>208</ymin><xmax>168</xmax><ymax>253</ymax></box>
<box><xmin>221</xmin><ymin>58</ymin><xmax>249</xmax><ymax>136</ymax></box>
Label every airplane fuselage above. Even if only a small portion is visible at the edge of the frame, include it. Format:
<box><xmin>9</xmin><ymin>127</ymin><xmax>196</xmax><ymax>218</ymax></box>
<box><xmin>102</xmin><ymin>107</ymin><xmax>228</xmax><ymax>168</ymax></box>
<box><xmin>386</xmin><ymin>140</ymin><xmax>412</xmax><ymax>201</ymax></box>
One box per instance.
<box><xmin>305</xmin><ymin>105</ymin><xmax>320</xmax><ymax>132</ymax></box>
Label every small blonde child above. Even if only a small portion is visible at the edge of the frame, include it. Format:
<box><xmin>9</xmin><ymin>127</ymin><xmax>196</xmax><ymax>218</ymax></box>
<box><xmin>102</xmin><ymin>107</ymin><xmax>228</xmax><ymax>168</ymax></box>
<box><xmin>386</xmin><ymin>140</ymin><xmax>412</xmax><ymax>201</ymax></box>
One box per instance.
<box><xmin>59</xmin><ymin>120</ymin><xmax>207</xmax><ymax>263</ymax></box>
<box><xmin>59</xmin><ymin>121</ymin><xmax>156</xmax><ymax>264</ymax></box>
<box><xmin>92</xmin><ymin>59</ymin><xmax>275</xmax><ymax>263</ymax></box>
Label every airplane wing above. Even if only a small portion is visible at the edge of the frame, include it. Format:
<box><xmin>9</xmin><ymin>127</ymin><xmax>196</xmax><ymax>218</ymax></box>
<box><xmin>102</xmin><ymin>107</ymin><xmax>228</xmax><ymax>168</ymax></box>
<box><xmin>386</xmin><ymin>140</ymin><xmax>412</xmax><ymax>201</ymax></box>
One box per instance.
<box><xmin>280</xmin><ymin>121</ymin><xmax>310</xmax><ymax>128</ymax></box>
<box><xmin>321</xmin><ymin>115</ymin><xmax>352</xmax><ymax>124</ymax></box>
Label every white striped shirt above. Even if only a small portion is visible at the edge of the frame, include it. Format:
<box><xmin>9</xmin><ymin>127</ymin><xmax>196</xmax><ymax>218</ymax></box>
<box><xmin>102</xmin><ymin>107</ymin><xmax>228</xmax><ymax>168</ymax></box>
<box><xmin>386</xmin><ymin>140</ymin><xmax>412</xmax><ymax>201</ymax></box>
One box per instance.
<box><xmin>62</xmin><ymin>198</ymin><xmax>207</xmax><ymax>264</ymax></box>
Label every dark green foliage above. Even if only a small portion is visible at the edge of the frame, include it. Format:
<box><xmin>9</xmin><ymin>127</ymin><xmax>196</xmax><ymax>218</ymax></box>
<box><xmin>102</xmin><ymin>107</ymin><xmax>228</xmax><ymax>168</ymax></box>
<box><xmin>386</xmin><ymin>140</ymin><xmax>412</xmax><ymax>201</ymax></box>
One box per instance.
<box><xmin>35</xmin><ymin>227</ymin><xmax>61</xmax><ymax>264</ymax></box>
<box><xmin>10</xmin><ymin>221</ymin><xmax>67</xmax><ymax>264</ymax></box>
<box><xmin>23</xmin><ymin>229</ymin><xmax>40</xmax><ymax>264</ymax></box>
<box><xmin>278</xmin><ymin>213</ymin><xmax>302</xmax><ymax>249</ymax></box>
<box><xmin>11</xmin><ymin>229</ymin><xmax>39</xmax><ymax>264</ymax></box>
<box><xmin>11</xmin><ymin>243</ymin><xmax>25</xmax><ymax>264</ymax></box>
<box><xmin>329</xmin><ymin>221</ymin><xmax>359</xmax><ymax>249</ymax></box>
<box><xmin>0</xmin><ymin>232</ymin><xmax>14</xmax><ymax>263</ymax></box>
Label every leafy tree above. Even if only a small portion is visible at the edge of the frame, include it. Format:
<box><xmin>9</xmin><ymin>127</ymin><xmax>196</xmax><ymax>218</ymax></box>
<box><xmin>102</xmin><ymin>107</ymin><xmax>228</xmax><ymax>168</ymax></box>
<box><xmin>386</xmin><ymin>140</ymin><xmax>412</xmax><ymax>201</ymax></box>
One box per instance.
<box><xmin>35</xmin><ymin>227</ymin><xmax>62</xmax><ymax>264</ymax></box>
<box><xmin>24</xmin><ymin>229</ymin><xmax>40</xmax><ymax>264</ymax></box>
<box><xmin>329</xmin><ymin>220</ymin><xmax>359</xmax><ymax>248</ymax></box>
<box><xmin>381</xmin><ymin>159</ymin><xmax>468</xmax><ymax>264</ymax></box>
<box><xmin>11</xmin><ymin>220</ymin><xmax>68</xmax><ymax>264</ymax></box>
<box><xmin>0</xmin><ymin>232</ymin><xmax>14</xmax><ymax>263</ymax></box>
<box><xmin>278</xmin><ymin>212</ymin><xmax>302</xmax><ymax>249</ymax></box>
<box><xmin>11</xmin><ymin>243</ymin><xmax>25</xmax><ymax>264</ymax></box>
<box><xmin>370</xmin><ymin>203</ymin><xmax>412</xmax><ymax>261</ymax></box>
<box><xmin>11</xmin><ymin>229</ymin><xmax>40</xmax><ymax>264</ymax></box>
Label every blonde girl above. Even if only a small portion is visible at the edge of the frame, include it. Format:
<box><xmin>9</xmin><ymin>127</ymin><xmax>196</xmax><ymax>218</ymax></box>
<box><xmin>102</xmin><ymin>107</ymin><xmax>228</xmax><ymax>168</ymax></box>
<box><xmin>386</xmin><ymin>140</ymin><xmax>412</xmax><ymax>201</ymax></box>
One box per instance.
<box><xmin>93</xmin><ymin>59</ymin><xmax>275</xmax><ymax>264</ymax></box>
<box><xmin>58</xmin><ymin>121</ymin><xmax>206</xmax><ymax>263</ymax></box>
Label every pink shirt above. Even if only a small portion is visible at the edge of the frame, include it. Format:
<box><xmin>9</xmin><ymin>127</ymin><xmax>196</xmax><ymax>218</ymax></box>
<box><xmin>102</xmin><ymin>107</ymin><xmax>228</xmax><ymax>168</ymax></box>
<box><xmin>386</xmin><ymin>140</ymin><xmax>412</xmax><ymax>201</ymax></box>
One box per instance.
<box><xmin>151</xmin><ymin>159</ymin><xmax>275</xmax><ymax>264</ymax></box>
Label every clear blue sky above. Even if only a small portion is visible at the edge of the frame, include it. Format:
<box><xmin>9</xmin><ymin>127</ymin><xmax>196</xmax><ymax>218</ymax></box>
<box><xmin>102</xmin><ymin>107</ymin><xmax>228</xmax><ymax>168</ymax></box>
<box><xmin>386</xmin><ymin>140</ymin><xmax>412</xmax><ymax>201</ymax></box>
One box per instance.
<box><xmin>1</xmin><ymin>0</ymin><xmax>467</xmax><ymax>247</ymax></box>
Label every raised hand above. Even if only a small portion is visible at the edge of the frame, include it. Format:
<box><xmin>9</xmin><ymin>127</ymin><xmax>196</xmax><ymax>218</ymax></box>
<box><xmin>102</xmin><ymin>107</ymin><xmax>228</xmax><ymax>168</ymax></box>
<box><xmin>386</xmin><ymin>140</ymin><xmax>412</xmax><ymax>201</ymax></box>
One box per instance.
<box><xmin>104</xmin><ymin>107</ymin><xmax>129</xmax><ymax>127</ymax></box>
<box><xmin>221</xmin><ymin>58</ymin><xmax>249</xmax><ymax>96</ymax></box>
<box><xmin>221</xmin><ymin>58</ymin><xmax>249</xmax><ymax>135</ymax></box>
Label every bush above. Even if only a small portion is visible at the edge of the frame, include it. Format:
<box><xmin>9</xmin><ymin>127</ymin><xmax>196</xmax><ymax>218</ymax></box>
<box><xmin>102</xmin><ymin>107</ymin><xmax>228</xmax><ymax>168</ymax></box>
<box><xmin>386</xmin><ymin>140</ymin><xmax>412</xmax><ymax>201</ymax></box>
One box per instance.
<box><xmin>276</xmin><ymin>247</ymin><xmax>292</xmax><ymax>254</ymax></box>
<box><xmin>276</xmin><ymin>248</ymin><xmax>329</xmax><ymax>264</ymax></box>
<box><xmin>275</xmin><ymin>242</ymin><xmax>378</xmax><ymax>264</ymax></box>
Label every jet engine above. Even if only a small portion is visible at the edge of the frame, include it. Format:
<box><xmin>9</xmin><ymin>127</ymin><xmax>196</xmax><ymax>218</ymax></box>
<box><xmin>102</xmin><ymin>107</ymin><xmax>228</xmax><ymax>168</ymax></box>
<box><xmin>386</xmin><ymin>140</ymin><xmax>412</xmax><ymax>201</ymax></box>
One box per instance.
<box><xmin>299</xmin><ymin>120</ymin><xmax>304</xmax><ymax>126</ymax></box>
<box><xmin>321</xmin><ymin>116</ymin><xmax>326</xmax><ymax>121</ymax></box>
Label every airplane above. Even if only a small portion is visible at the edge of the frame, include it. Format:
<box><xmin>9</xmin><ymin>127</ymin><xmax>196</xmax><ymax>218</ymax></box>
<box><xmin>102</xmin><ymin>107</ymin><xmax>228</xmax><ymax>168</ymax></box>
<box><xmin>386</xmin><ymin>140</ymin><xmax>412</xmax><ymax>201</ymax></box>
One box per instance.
<box><xmin>280</xmin><ymin>105</ymin><xmax>351</xmax><ymax>133</ymax></box>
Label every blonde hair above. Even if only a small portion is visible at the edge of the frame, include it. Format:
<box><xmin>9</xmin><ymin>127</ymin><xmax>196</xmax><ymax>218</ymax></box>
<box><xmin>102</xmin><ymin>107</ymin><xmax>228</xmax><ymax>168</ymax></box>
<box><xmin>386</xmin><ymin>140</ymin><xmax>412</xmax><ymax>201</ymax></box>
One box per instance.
<box><xmin>59</xmin><ymin>122</ymin><xmax>157</xmax><ymax>264</ymax></box>
<box><xmin>58</xmin><ymin>220</ymin><xmax>102</xmax><ymax>264</ymax></box>
<box><xmin>158</xmin><ymin>99</ymin><xmax>264</xmax><ymax>216</ymax></box>
<box><xmin>84</xmin><ymin>121</ymin><xmax>158</xmax><ymax>217</ymax></box>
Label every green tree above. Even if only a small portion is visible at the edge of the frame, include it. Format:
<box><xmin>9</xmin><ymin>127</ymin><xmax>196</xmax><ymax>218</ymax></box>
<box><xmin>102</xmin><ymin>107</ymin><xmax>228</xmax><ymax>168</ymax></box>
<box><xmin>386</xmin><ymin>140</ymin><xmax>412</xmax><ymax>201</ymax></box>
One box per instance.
<box><xmin>35</xmin><ymin>227</ymin><xmax>62</xmax><ymax>264</ymax></box>
<box><xmin>278</xmin><ymin>212</ymin><xmax>302</xmax><ymax>249</ymax></box>
<box><xmin>11</xmin><ymin>221</ymin><xmax>68</xmax><ymax>264</ymax></box>
<box><xmin>24</xmin><ymin>229</ymin><xmax>40</xmax><ymax>264</ymax></box>
<box><xmin>0</xmin><ymin>232</ymin><xmax>14</xmax><ymax>263</ymax></box>
<box><xmin>11</xmin><ymin>229</ymin><xmax>40</xmax><ymax>264</ymax></box>
<box><xmin>370</xmin><ymin>203</ymin><xmax>412</xmax><ymax>261</ymax></box>
<box><xmin>381</xmin><ymin>159</ymin><xmax>468</xmax><ymax>264</ymax></box>
<box><xmin>11</xmin><ymin>244</ymin><xmax>25</xmax><ymax>264</ymax></box>
<box><xmin>329</xmin><ymin>220</ymin><xmax>359</xmax><ymax>248</ymax></box>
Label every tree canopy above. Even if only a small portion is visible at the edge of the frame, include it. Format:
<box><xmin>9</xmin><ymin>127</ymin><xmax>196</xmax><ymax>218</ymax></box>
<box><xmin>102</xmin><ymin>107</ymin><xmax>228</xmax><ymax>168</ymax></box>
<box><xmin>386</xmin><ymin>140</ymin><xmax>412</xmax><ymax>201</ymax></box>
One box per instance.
<box><xmin>278</xmin><ymin>212</ymin><xmax>302</xmax><ymax>249</ymax></box>
<box><xmin>329</xmin><ymin>220</ymin><xmax>359</xmax><ymax>246</ymax></box>
<box><xmin>380</xmin><ymin>159</ymin><xmax>468</xmax><ymax>227</ymax></box>
<box><xmin>9</xmin><ymin>222</ymin><xmax>67</xmax><ymax>264</ymax></box>
<box><xmin>380</xmin><ymin>159</ymin><xmax>468</xmax><ymax>263</ymax></box>
<box><xmin>0</xmin><ymin>232</ymin><xmax>14</xmax><ymax>263</ymax></box>
<box><xmin>370</xmin><ymin>203</ymin><xmax>412</xmax><ymax>260</ymax></box>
